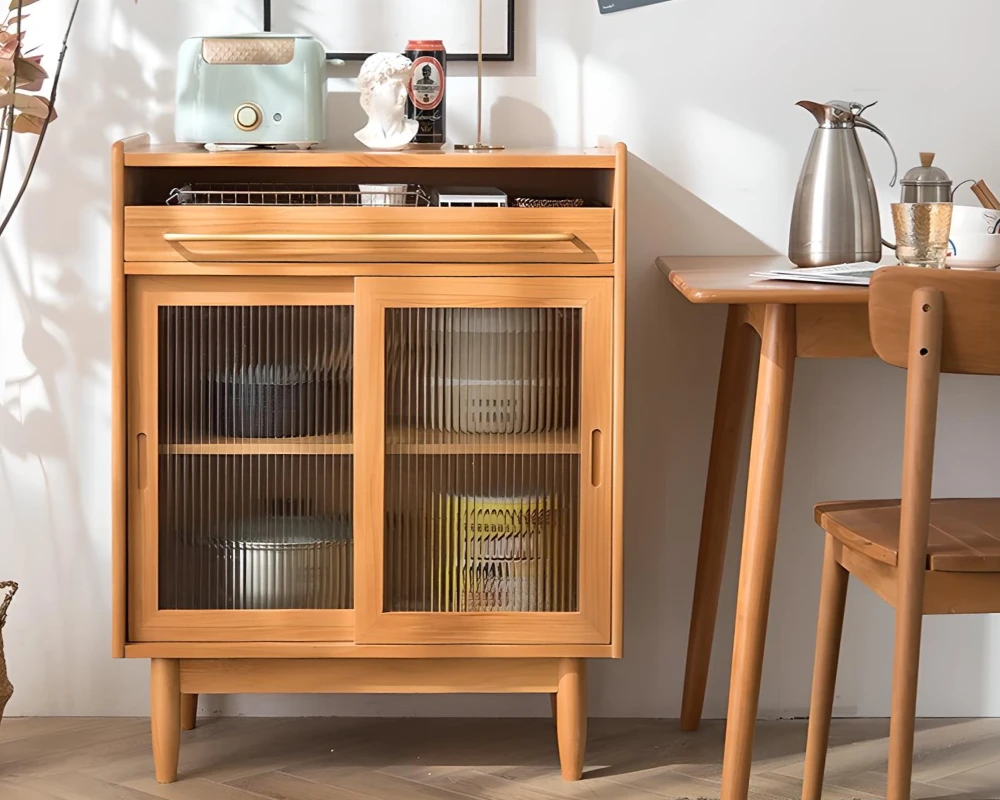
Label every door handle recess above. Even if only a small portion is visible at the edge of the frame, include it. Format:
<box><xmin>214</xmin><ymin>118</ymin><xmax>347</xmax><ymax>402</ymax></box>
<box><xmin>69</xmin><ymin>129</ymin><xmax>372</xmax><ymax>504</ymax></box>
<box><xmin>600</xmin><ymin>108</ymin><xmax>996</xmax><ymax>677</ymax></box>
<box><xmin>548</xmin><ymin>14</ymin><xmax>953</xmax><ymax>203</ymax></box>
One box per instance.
<box><xmin>137</xmin><ymin>433</ymin><xmax>148</xmax><ymax>490</ymax></box>
<box><xmin>590</xmin><ymin>429</ymin><xmax>604</xmax><ymax>488</ymax></box>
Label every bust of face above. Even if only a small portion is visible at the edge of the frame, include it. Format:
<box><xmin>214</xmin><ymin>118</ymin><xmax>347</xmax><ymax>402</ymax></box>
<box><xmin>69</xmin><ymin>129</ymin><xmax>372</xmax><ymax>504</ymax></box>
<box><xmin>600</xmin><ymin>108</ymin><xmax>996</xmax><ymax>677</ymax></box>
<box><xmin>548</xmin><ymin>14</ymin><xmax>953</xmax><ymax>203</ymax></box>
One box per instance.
<box><xmin>355</xmin><ymin>53</ymin><xmax>419</xmax><ymax>151</ymax></box>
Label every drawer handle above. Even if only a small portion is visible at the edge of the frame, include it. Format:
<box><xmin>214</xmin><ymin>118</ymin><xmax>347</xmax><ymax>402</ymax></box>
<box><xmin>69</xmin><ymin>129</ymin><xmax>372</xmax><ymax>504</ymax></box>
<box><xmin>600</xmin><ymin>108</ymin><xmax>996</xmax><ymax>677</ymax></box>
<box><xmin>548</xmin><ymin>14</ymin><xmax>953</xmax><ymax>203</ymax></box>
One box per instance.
<box><xmin>163</xmin><ymin>232</ymin><xmax>577</xmax><ymax>244</ymax></box>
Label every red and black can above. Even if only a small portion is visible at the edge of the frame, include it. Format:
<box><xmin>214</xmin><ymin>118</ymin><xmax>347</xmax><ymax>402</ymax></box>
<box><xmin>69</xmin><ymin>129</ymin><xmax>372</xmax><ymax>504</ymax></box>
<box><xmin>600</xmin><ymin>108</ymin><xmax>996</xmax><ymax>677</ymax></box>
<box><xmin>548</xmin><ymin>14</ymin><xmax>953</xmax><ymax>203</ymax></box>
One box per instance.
<box><xmin>405</xmin><ymin>40</ymin><xmax>447</xmax><ymax>147</ymax></box>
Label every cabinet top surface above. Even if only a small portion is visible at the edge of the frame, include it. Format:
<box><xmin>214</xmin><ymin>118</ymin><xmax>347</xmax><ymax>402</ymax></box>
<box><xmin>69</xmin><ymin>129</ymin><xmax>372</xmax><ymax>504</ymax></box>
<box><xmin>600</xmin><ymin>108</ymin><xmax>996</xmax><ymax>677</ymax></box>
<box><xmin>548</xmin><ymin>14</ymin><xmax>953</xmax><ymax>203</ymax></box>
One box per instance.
<box><xmin>120</xmin><ymin>141</ymin><xmax>622</xmax><ymax>169</ymax></box>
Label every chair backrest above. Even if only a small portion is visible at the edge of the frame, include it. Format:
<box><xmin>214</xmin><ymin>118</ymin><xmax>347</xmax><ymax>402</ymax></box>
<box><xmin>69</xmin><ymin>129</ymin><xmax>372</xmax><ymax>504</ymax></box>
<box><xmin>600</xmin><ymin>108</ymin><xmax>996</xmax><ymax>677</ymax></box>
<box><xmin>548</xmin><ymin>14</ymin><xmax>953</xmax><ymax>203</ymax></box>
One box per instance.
<box><xmin>868</xmin><ymin>266</ymin><xmax>1000</xmax><ymax>605</ymax></box>
<box><xmin>870</xmin><ymin>267</ymin><xmax>1000</xmax><ymax>375</ymax></box>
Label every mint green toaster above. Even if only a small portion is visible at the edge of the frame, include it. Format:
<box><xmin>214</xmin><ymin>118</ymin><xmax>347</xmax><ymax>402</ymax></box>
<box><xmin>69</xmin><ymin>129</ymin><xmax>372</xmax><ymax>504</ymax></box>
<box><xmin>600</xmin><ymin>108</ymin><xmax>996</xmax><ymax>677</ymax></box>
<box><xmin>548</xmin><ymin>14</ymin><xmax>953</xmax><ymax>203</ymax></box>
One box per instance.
<box><xmin>175</xmin><ymin>34</ymin><xmax>327</xmax><ymax>148</ymax></box>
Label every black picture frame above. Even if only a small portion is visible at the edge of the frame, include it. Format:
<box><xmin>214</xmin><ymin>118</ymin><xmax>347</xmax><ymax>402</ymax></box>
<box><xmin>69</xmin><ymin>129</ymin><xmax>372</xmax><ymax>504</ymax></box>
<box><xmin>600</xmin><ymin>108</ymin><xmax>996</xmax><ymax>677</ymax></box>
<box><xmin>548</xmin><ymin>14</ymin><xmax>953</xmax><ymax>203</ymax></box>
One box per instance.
<box><xmin>263</xmin><ymin>0</ymin><xmax>516</xmax><ymax>62</ymax></box>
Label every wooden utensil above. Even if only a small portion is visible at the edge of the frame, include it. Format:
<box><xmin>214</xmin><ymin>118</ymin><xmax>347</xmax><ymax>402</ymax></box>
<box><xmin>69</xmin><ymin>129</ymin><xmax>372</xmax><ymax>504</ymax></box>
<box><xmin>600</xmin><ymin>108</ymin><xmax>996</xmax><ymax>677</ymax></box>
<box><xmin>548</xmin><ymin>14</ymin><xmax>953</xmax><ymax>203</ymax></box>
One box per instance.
<box><xmin>972</xmin><ymin>181</ymin><xmax>1000</xmax><ymax>211</ymax></box>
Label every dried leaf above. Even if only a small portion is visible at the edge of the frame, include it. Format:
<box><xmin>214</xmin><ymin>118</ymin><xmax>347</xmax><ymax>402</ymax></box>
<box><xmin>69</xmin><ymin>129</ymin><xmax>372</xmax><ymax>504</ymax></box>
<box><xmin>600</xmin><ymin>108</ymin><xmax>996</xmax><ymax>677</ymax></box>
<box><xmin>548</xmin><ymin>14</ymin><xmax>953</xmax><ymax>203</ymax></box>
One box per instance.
<box><xmin>13</xmin><ymin>54</ymin><xmax>44</xmax><ymax>81</ymax></box>
<box><xmin>11</xmin><ymin>112</ymin><xmax>43</xmax><ymax>133</ymax></box>
<box><xmin>8</xmin><ymin>0</ymin><xmax>42</xmax><ymax>11</ymax></box>
<box><xmin>6</xmin><ymin>13</ymin><xmax>29</xmax><ymax>26</ymax></box>
<box><xmin>0</xmin><ymin>31</ymin><xmax>22</xmax><ymax>59</ymax></box>
<box><xmin>15</xmin><ymin>53</ymin><xmax>41</xmax><ymax>90</ymax></box>
<box><xmin>13</xmin><ymin>92</ymin><xmax>48</xmax><ymax>117</ymax></box>
<box><xmin>0</xmin><ymin>57</ymin><xmax>12</xmax><ymax>78</ymax></box>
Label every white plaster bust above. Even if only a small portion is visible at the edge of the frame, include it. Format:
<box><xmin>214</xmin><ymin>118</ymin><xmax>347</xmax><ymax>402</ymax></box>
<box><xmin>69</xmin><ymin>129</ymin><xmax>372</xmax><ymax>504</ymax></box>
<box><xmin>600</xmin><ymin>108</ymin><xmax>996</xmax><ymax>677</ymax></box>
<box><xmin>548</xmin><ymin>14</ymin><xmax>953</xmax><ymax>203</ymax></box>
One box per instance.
<box><xmin>355</xmin><ymin>53</ymin><xmax>419</xmax><ymax>151</ymax></box>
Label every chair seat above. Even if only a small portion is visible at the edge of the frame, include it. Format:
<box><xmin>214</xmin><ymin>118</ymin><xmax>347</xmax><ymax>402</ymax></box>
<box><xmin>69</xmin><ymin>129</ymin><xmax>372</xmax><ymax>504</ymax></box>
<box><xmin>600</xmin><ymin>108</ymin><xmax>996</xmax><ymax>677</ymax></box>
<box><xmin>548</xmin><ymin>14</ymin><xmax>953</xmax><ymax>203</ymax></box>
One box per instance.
<box><xmin>815</xmin><ymin>498</ymin><xmax>1000</xmax><ymax>573</ymax></box>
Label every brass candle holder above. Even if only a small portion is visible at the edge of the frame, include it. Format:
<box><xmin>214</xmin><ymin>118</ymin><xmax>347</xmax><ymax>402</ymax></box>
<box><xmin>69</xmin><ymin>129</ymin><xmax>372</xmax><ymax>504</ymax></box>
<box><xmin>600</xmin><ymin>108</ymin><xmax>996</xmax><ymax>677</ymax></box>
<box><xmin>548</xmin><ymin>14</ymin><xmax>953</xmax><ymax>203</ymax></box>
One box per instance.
<box><xmin>455</xmin><ymin>0</ymin><xmax>505</xmax><ymax>151</ymax></box>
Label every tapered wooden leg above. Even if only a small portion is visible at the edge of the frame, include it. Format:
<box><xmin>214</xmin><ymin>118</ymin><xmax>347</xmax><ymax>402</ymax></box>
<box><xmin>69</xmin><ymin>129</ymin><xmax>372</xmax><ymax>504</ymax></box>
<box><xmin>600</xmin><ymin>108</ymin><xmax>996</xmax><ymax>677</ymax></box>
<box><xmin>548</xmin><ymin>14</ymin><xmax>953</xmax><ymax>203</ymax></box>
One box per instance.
<box><xmin>181</xmin><ymin>693</ymin><xmax>197</xmax><ymax>732</ymax></box>
<box><xmin>720</xmin><ymin>303</ymin><xmax>796</xmax><ymax>800</ymax></box>
<box><xmin>556</xmin><ymin>658</ymin><xmax>587</xmax><ymax>781</ymax></box>
<box><xmin>150</xmin><ymin>659</ymin><xmax>181</xmax><ymax>784</ymax></box>
<box><xmin>886</xmin><ymin>287</ymin><xmax>941</xmax><ymax>800</ymax></box>
<box><xmin>801</xmin><ymin>535</ymin><xmax>850</xmax><ymax>800</ymax></box>
<box><xmin>681</xmin><ymin>305</ymin><xmax>757</xmax><ymax>731</ymax></box>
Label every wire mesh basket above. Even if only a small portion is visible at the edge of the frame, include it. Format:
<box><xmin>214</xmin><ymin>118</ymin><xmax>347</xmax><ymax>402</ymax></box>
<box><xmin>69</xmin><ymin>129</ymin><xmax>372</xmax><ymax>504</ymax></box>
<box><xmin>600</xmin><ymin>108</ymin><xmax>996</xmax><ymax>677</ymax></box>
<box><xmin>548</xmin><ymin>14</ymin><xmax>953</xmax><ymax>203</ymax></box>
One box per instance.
<box><xmin>167</xmin><ymin>183</ymin><xmax>431</xmax><ymax>207</ymax></box>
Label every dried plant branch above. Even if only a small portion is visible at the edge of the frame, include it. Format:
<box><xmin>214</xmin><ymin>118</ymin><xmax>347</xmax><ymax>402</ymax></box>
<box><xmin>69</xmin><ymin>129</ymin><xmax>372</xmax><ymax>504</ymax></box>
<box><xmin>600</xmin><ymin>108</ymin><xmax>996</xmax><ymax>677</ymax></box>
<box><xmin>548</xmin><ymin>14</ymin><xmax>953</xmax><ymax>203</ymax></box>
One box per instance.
<box><xmin>0</xmin><ymin>0</ymin><xmax>25</xmax><ymax>200</ymax></box>
<box><xmin>0</xmin><ymin>0</ymin><xmax>79</xmax><ymax>239</ymax></box>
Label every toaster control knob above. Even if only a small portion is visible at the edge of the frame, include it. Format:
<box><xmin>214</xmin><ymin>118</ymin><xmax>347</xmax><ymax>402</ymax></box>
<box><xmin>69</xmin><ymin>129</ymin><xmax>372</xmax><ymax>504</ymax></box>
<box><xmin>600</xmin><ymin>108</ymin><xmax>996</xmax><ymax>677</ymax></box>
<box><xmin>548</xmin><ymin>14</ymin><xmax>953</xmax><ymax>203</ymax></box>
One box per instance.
<box><xmin>234</xmin><ymin>102</ymin><xmax>262</xmax><ymax>132</ymax></box>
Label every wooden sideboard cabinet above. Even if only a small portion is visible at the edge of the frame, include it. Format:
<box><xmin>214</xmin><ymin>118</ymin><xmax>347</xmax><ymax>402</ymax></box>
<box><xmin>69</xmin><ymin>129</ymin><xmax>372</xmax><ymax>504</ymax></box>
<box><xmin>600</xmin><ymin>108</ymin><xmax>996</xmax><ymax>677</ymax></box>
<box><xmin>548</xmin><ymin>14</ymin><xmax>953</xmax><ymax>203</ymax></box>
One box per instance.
<box><xmin>111</xmin><ymin>136</ymin><xmax>626</xmax><ymax>783</ymax></box>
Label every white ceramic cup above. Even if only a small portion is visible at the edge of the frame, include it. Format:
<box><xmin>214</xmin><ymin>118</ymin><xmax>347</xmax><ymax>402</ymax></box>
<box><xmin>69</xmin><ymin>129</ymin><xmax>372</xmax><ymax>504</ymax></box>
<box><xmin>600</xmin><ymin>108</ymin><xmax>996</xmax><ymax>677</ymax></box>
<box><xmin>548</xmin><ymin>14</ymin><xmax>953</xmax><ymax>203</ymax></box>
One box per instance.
<box><xmin>947</xmin><ymin>232</ymin><xmax>1000</xmax><ymax>270</ymax></box>
<box><xmin>950</xmin><ymin>205</ymin><xmax>1000</xmax><ymax>234</ymax></box>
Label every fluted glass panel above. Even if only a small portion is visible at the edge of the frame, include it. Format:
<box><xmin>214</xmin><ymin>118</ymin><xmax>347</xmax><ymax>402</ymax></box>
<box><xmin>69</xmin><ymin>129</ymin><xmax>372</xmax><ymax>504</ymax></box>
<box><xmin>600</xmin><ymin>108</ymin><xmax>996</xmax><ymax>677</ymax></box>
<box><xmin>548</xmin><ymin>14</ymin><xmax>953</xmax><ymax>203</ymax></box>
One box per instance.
<box><xmin>384</xmin><ymin>307</ymin><xmax>581</xmax><ymax>613</ymax></box>
<box><xmin>157</xmin><ymin>305</ymin><xmax>353</xmax><ymax>610</ymax></box>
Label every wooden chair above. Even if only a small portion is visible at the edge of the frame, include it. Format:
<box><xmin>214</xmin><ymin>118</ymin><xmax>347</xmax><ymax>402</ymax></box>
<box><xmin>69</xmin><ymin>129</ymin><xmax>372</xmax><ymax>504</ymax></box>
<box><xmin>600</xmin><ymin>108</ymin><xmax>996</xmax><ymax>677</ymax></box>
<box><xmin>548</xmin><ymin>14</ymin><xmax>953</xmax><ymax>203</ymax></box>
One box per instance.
<box><xmin>801</xmin><ymin>267</ymin><xmax>1000</xmax><ymax>800</ymax></box>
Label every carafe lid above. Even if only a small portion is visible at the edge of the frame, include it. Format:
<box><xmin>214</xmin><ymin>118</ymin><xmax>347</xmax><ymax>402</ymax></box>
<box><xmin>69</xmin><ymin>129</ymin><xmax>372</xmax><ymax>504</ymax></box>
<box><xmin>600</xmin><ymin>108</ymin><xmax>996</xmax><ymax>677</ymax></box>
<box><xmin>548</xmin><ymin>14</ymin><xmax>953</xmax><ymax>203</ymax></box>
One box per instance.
<box><xmin>901</xmin><ymin>153</ymin><xmax>951</xmax><ymax>186</ymax></box>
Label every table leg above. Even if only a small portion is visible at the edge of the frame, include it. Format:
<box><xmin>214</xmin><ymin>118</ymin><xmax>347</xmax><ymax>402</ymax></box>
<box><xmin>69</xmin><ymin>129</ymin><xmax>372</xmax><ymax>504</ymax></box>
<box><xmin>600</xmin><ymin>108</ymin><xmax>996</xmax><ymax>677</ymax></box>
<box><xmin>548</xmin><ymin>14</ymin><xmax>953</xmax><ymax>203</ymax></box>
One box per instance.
<box><xmin>681</xmin><ymin>305</ymin><xmax>758</xmax><ymax>731</ymax></box>
<box><xmin>720</xmin><ymin>303</ymin><xmax>796</xmax><ymax>800</ymax></box>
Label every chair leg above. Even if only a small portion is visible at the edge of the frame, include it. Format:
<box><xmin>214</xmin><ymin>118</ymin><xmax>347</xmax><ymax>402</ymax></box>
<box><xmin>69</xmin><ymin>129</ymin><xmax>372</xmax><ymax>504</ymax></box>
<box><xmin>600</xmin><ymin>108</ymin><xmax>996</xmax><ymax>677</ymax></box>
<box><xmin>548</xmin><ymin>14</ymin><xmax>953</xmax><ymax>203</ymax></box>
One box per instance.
<box><xmin>150</xmin><ymin>659</ymin><xmax>181</xmax><ymax>784</ymax></box>
<box><xmin>681</xmin><ymin>305</ymin><xmax>757</xmax><ymax>732</ymax></box>
<box><xmin>181</xmin><ymin>693</ymin><xmax>198</xmax><ymax>732</ymax></box>
<box><xmin>801</xmin><ymin>536</ymin><xmax>850</xmax><ymax>800</ymax></box>
<box><xmin>556</xmin><ymin>658</ymin><xmax>587</xmax><ymax>781</ymax></box>
<box><xmin>886</xmin><ymin>581</ymin><xmax>925</xmax><ymax>800</ymax></box>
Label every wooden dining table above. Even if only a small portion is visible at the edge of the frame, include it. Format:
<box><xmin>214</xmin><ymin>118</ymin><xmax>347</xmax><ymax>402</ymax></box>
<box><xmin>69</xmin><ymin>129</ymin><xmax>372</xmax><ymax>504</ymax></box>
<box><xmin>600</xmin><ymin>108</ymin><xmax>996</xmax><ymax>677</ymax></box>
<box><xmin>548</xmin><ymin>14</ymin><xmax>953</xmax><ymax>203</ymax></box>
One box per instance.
<box><xmin>657</xmin><ymin>256</ymin><xmax>875</xmax><ymax>800</ymax></box>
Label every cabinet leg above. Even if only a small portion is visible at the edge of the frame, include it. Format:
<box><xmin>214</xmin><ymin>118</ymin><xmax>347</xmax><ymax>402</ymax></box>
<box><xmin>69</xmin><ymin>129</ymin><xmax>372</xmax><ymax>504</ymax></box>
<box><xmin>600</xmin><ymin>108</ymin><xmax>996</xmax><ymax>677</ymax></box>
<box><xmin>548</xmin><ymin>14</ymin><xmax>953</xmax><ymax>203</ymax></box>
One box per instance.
<box><xmin>556</xmin><ymin>658</ymin><xmax>587</xmax><ymax>781</ymax></box>
<box><xmin>151</xmin><ymin>659</ymin><xmax>181</xmax><ymax>784</ymax></box>
<box><xmin>181</xmin><ymin>693</ymin><xmax>198</xmax><ymax>732</ymax></box>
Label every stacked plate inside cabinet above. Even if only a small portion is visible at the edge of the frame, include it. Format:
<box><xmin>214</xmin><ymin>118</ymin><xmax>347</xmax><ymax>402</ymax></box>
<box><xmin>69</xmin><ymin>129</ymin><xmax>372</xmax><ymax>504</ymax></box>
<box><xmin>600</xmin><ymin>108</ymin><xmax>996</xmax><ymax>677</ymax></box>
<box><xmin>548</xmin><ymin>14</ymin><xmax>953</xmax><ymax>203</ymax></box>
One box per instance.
<box><xmin>421</xmin><ymin>308</ymin><xmax>570</xmax><ymax>435</ymax></box>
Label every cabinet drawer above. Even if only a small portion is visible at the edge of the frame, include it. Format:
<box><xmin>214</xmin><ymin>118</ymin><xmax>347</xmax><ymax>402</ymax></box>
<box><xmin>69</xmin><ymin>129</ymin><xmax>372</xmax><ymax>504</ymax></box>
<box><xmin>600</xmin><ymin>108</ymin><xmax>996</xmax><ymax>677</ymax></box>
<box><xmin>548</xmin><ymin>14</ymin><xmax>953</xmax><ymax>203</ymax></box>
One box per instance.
<box><xmin>124</xmin><ymin>206</ymin><xmax>615</xmax><ymax>264</ymax></box>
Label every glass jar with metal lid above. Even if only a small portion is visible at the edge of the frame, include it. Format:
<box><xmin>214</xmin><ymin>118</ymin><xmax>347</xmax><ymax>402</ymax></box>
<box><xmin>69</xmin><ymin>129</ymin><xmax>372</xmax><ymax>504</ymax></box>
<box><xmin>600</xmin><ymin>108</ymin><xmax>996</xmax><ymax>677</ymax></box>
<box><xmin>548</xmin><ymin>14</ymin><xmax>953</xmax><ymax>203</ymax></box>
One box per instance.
<box><xmin>900</xmin><ymin>152</ymin><xmax>953</xmax><ymax>203</ymax></box>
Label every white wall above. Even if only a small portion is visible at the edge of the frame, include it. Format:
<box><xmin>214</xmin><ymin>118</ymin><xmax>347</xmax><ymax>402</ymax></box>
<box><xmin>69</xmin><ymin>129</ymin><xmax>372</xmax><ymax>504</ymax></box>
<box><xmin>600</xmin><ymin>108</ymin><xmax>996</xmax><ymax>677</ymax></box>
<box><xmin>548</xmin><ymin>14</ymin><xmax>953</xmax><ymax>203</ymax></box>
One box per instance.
<box><xmin>2</xmin><ymin>0</ymin><xmax>999</xmax><ymax>719</ymax></box>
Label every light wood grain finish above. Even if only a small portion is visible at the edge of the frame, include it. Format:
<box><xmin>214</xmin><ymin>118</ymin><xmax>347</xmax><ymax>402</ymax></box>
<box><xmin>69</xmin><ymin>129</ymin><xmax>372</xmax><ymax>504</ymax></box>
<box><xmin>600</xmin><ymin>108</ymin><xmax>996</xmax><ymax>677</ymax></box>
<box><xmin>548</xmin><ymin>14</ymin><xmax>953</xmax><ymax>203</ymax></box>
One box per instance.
<box><xmin>122</xmin><ymin>144</ymin><xmax>618</xmax><ymax>168</ymax></box>
<box><xmin>124</xmin><ymin>641</ymin><xmax>616</xmax><ymax>659</ymax></box>
<box><xmin>179</xmin><ymin>658</ymin><xmax>562</xmax><ymax>695</ymax></box>
<box><xmin>870</xmin><ymin>266</ymin><xmax>1000</xmax><ymax>374</ymax></box>
<box><xmin>611</xmin><ymin>143</ymin><xmax>627</xmax><ymax>658</ymax></box>
<box><xmin>801</xmin><ymin>536</ymin><xmax>849</xmax><ymax>800</ymax></box>
<box><xmin>659</xmin><ymin>256</ymin><xmax>870</xmax><ymax>305</ymax></box>
<box><xmin>150</xmin><ymin>659</ymin><xmax>181</xmax><ymax>783</ymax></box>
<box><xmin>113</xmin><ymin>139</ymin><xmax>628</xmax><ymax>784</ymax></box>
<box><xmin>720</xmin><ymin>304</ymin><xmax>797</xmax><ymax>800</ymax></box>
<box><xmin>125</xmin><ymin>207</ymin><xmax>615</xmax><ymax>264</ymax></box>
<box><xmin>555</xmin><ymin>658</ymin><xmax>587</xmax><ymax>781</ymax></box>
<box><xmin>681</xmin><ymin>305</ymin><xmax>756</xmax><ymax>731</ymax></box>
<box><xmin>126</xmin><ymin>276</ymin><xmax>356</xmax><ymax>644</ymax></box>
<box><xmin>111</xmin><ymin>134</ymin><xmax>149</xmax><ymax>659</ymax></box>
<box><xmin>180</xmin><ymin>694</ymin><xmax>197</xmax><ymax>732</ymax></box>
<box><xmin>5</xmin><ymin>717</ymin><xmax>1000</xmax><ymax>799</ymax></box>
<box><xmin>669</xmin><ymin>257</ymin><xmax>876</xmax><ymax>751</ymax></box>
<box><xmin>795</xmin><ymin>304</ymin><xmax>876</xmax><ymax>359</ymax></box>
<box><xmin>817</xmin><ymin>498</ymin><xmax>1000</xmax><ymax>571</ymax></box>
<box><xmin>124</xmin><ymin>260</ymin><xmax>618</xmax><ymax>278</ymax></box>
<box><xmin>354</xmin><ymin>277</ymin><xmax>614</xmax><ymax>647</ymax></box>
<box><xmin>886</xmin><ymin>286</ymin><xmax>943</xmax><ymax>800</ymax></box>
<box><xmin>804</xmin><ymin>279</ymin><xmax>1000</xmax><ymax>800</ymax></box>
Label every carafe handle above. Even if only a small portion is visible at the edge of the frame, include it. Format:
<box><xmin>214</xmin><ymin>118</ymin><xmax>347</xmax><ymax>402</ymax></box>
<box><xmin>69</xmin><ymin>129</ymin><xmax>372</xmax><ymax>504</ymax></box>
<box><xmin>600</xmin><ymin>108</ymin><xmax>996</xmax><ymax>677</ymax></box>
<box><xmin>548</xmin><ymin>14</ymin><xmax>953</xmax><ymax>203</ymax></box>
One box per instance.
<box><xmin>855</xmin><ymin>115</ymin><xmax>898</xmax><ymax>250</ymax></box>
<box><xmin>855</xmin><ymin>116</ymin><xmax>898</xmax><ymax>187</ymax></box>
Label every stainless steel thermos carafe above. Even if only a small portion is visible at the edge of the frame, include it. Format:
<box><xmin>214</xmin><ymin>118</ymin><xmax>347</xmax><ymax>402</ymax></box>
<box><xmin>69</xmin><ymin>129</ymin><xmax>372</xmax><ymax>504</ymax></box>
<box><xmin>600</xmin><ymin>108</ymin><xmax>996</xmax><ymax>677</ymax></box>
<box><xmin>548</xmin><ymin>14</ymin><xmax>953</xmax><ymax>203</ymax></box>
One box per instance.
<box><xmin>789</xmin><ymin>100</ymin><xmax>898</xmax><ymax>267</ymax></box>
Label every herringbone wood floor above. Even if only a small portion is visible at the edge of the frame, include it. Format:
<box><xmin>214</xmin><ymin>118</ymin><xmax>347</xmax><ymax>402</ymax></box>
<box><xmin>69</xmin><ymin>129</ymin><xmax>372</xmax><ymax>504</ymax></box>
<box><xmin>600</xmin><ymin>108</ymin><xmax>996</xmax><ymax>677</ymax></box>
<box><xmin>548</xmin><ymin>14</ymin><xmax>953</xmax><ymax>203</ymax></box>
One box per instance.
<box><xmin>1</xmin><ymin>717</ymin><xmax>999</xmax><ymax>799</ymax></box>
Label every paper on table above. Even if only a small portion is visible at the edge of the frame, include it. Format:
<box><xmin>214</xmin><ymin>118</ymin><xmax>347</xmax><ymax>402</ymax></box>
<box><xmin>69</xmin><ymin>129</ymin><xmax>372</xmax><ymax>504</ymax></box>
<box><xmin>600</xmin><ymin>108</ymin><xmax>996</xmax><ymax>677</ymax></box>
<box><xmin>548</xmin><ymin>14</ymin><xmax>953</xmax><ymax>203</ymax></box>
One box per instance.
<box><xmin>750</xmin><ymin>263</ymin><xmax>880</xmax><ymax>286</ymax></box>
